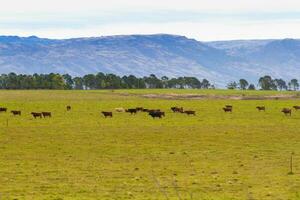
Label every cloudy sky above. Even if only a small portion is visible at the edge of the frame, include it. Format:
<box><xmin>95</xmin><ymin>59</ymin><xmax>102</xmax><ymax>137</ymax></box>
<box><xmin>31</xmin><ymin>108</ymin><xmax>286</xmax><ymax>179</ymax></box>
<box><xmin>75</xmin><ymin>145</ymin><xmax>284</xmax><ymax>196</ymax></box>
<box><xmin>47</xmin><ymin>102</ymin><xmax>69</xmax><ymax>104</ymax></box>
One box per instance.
<box><xmin>1</xmin><ymin>0</ymin><xmax>300</xmax><ymax>41</ymax></box>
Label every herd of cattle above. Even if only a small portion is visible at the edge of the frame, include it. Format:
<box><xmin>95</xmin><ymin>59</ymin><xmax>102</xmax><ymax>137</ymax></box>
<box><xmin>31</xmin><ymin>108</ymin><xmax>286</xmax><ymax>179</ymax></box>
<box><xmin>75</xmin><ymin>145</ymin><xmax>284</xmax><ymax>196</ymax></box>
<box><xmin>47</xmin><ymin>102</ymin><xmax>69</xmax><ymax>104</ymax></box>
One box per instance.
<box><xmin>0</xmin><ymin>105</ymin><xmax>300</xmax><ymax>119</ymax></box>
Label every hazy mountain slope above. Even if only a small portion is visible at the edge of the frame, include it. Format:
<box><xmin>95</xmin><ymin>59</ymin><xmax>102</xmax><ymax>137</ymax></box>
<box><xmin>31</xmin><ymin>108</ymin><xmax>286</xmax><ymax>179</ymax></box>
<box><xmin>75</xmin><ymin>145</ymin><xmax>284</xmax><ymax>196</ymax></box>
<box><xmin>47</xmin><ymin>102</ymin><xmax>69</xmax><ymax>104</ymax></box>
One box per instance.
<box><xmin>0</xmin><ymin>34</ymin><xmax>299</xmax><ymax>87</ymax></box>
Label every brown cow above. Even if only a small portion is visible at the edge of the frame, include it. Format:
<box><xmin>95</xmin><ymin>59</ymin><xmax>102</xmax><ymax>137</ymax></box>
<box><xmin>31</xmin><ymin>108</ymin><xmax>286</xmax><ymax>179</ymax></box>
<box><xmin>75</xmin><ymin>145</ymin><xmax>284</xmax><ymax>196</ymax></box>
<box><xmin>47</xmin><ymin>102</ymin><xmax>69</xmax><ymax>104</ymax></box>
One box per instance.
<box><xmin>0</xmin><ymin>107</ymin><xmax>7</xmax><ymax>113</ymax></box>
<box><xmin>171</xmin><ymin>107</ymin><xmax>184</xmax><ymax>113</ymax></box>
<box><xmin>31</xmin><ymin>112</ymin><xmax>42</xmax><ymax>118</ymax></box>
<box><xmin>66</xmin><ymin>106</ymin><xmax>71</xmax><ymax>111</ymax></box>
<box><xmin>126</xmin><ymin>109</ymin><xmax>137</xmax><ymax>114</ymax></box>
<box><xmin>282</xmin><ymin>108</ymin><xmax>292</xmax><ymax>116</ymax></box>
<box><xmin>42</xmin><ymin>112</ymin><xmax>52</xmax><ymax>118</ymax></box>
<box><xmin>223</xmin><ymin>107</ymin><xmax>233</xmax><ymax>113</ymax></box>
<box><xmin>102</xmin><ymin>112</ymin><xmax>113</xmax><ymax>118</ymax></box>
<box><xmin>293</xmin><ymin>106</ymin><xmax>300</xmax><ymax>111</ymax></box>
<box><xmin>256</xmin><ymin>106</ymin><xmax>265</xmax><ymax>111</ymax></box>
<box><xmin>184</xmin><ymin>110</ymin><xmax>196</xmax><ymax>115</ymax></box>
<box><xmin>11</xmin><ymin>110</ymin><xmax>21</xmax><ymax>116</ymax></box>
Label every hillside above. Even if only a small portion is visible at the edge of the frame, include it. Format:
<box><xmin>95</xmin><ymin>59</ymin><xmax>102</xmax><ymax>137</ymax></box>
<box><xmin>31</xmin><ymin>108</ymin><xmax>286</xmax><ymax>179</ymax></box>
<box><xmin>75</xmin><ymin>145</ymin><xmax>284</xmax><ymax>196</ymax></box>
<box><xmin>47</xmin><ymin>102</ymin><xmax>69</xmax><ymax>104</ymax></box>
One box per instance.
<box><xmin>0</xmin><ymin>34</ymin><xmax>300</xmax><ymax>87</ymax></box>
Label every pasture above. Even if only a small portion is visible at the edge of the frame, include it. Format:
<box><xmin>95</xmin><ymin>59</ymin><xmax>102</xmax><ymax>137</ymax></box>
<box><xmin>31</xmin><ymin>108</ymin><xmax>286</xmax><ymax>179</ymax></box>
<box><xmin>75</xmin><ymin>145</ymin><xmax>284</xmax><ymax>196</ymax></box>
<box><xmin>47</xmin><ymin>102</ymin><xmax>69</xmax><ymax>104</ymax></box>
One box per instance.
<box><xmin>1</xmin><ymin>90</ymin><xmax>300</xmax><ymax>200</ymax></box>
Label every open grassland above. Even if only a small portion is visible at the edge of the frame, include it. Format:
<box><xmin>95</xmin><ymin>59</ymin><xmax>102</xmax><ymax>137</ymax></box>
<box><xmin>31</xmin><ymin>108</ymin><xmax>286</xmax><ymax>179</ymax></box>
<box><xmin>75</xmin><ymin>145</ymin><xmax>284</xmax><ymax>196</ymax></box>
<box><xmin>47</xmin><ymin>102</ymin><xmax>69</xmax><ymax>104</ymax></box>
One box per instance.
<box><xmin>0</xmin><ymin>90</ymin><xmax>300</xmax><ymax>200</ymax></box>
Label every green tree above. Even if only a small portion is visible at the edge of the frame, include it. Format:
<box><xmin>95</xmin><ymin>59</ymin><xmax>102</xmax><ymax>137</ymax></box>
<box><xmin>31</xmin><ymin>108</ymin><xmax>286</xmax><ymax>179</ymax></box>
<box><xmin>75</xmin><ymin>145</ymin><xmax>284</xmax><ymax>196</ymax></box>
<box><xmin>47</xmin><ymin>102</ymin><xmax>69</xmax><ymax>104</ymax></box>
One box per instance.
<box><xmin>258</xmin><ymin>76</ymin><xmax>276</xmax><ymax>90</ymax></box>
<box><xmin>239</xmin><ymin>79</ymin><xmax>249</xmax><ymax>90</ymax></box>
<box><xmin>289</xmin><ymin>79</ymin><xmax>299</xmax><ymax>91</ymax></box>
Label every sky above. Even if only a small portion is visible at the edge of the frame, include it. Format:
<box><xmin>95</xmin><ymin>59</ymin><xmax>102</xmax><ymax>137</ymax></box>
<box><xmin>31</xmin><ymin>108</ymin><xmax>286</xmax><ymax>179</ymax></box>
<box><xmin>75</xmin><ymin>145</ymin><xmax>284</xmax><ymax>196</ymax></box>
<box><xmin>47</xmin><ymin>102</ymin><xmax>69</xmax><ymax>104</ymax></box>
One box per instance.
<box><xmin>1</xmin><ymin>0</ymin><xmax>300</xmax><ymax>41</ymax></box>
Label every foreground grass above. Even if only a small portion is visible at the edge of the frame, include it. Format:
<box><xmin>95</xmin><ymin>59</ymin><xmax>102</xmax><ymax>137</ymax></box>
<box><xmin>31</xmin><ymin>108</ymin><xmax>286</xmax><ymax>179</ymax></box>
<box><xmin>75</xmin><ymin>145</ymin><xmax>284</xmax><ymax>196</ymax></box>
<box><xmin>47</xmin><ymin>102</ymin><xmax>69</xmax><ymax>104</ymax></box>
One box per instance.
<box><xmin>0</xmin><ymin>90</ymin><xmax>300</xmax><ymax>199</ymax></box>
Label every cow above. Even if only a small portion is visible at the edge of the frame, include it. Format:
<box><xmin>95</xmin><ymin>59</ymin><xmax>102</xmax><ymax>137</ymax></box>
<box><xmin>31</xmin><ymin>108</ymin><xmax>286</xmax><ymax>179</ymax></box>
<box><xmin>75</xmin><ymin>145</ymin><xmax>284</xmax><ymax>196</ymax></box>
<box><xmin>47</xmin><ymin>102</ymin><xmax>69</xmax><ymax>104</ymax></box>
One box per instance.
<box><xmin>115</xmin><ymin>108</ymin><xmax>125</xmax><ymax>112</ymax></box>
<box><xmin>171</xmin><ymin>107</ymin><xmax>184</xmax><ymax>113</ymax></box>
<box><xmin>256</xmin><ymin>106</ymin><xmax>266</xmax><ymax>111</ymax></box>
<box><xmin>0</xmin><ymin>107</ymin><xmax>7</xmax><ymax>113</ymax></box>
<box><xmin>102</xmin><ymin>111</ymin><xmax>113</xmax><ymax>118</ymax></box>
<box><xmin>223</xmin><ymin>107</ymin><xmax>233</xmax><ymax>113</ymax></box>
<box><xmin>31</xmin><ymin>112</ymin><xmax>42</xmax><ymax>119</ymax></box>
<box><xmin>126</xmin><ymin>109</ymin><xmax>137</xmax><ymax>114</ymax></box>
<box><xmin>293</xmin><ymin>106</ymin><xmax>300</xmax><ymax>111</ymax></box>
<box><xmin>11</xmin><ymin>110</ymin><xmax>21</xmax><ymax>116</ymax></box>
<box><xmin>66</xmin><ymin>106</ymin><xmax>71</xmax><ymax>111</ymax></box>
<box><xmin>282</xmin><ymin>108</ymin><xmax>292</xmax><ymax>116</ymax></box>
<box><xmin>136</xmin><ymin>107</ymin><xmax>144</xmax><ymax>112</ymax></box>
<box><xmin>184</xmin><ymin>110</ymin><xmax>196</xmax><ymax>115</ymax></box>
<box><xmin>42</xmin><ymin>112</ymin><xmax>52</xmax><ymax>118</ymax></box>
<box><xmin>148</xmin><ymin>111</ymin><xmax>165</xmax><ymax>119</ymax></box>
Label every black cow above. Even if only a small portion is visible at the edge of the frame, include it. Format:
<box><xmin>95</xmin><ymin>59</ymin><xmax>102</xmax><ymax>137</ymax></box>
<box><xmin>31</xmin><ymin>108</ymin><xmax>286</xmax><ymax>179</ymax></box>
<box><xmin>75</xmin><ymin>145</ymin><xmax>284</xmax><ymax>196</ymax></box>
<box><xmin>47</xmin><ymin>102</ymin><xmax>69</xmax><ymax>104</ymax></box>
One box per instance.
<box><xmin>11</xmin><ymin>110</ymin><xmax>21</xmax><ymax>116</ymax></box>
<box><xmin>126</xmin><ymin>109</ymin><xmax>137</xmax><ymax>114</ymax></box>
<box><xmin>149</xmin><ymin>111</ymin><xmax>165</xmax><ymax>119</ymax></box>
<box><xmin>102</xmin><ymin>111</ymin><xmax>113</xmax><ymax>118</ymax></box>
<box><xmin>256</xmin><ymin>106</ymin><xmax>266</xmax><ymax>111</ymax></box>
<box><xmin>42</xmin><ymin>112</ymin><xmax>52</xmax><ymax>118</ymax></box>
<box><xmin>0</xmin><ymin>108</ymin><xmax>7</xmax><ymax>113</ymax></box>
<box><xmin>31</xmin><ymin>112</ymin><xmax>42</xmax><ymax>119</ymax></box>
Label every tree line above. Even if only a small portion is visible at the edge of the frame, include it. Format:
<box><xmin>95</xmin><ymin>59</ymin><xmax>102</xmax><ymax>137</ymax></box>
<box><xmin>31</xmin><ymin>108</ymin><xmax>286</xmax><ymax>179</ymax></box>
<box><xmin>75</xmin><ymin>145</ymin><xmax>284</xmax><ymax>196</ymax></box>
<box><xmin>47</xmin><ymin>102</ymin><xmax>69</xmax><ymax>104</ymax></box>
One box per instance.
<box><xmin>0</xmin><ymin>73</ymin><xmax>298</xmax><ymax>91</ymax></box>
<box><xmin>227</xmin><ymin>76</ymin><xmax>299</xmax><ymax>91</ymax></box>
<box><xmin>0</xmin><ymin>73</ymin><xmax>214</xmax><ymax>90</ymax></box>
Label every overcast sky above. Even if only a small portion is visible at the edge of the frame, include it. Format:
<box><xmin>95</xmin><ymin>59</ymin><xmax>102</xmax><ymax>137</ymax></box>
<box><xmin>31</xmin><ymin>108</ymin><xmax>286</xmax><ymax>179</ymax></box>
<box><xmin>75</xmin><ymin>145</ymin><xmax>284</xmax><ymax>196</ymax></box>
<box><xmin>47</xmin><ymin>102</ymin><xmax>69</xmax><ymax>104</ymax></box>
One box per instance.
<box><xmin>1</xmin><ymin>0</ymin><xmax>300</xmax><ymax>41</ymax></box>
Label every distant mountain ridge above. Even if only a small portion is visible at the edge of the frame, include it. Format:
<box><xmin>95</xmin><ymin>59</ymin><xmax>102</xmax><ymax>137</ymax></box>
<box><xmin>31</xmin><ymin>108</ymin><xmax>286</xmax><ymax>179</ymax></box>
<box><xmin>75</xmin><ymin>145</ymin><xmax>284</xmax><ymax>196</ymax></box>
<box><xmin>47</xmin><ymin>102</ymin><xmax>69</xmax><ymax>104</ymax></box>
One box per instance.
<box><xmin>0</xmin><ymin>34</ymin><xmax>299</xmax><ymax>87</ymax></box>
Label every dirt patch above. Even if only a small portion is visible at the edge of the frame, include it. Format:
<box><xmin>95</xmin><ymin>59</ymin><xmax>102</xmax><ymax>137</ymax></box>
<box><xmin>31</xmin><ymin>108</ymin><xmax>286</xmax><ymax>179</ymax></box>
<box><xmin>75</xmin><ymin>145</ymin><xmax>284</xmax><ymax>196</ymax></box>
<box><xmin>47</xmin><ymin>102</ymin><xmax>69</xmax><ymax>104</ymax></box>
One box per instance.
<box><xmin>140</xmin><ymin>93</ymin><xmax>300</xmax><ymax>100</ymax></box>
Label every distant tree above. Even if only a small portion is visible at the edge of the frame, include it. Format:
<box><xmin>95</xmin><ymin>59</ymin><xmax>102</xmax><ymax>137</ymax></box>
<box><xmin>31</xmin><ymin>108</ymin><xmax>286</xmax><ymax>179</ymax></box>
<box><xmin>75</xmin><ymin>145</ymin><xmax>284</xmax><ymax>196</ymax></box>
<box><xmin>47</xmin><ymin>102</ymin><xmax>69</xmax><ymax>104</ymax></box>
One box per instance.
<box><xmin>289</xmin><ymin>79</ymin><xmax>299</xmax><ymax>91</ymax></box>
<box><xmin>258</xmin><ymin>75</ymin><xmax>276</xmax><ymax>90</ymax></box>
<box><xmin>274</xmin><ymin>79</ymin><xmax>287</xmax><ymax>91</ymax></box>
<box><xmin>227</xmin><ymin>81</ymin><xmax>238</xmax><ymax>90</ymax></box>
<box><xmin>248</xmin><ymin>84</ymin><xmax>256</xmax><ymax>90</ymax></box>
<box><xmin>161</xmin><ymin>76</ymin><xmax>169</xmax><ymax>88</ymax></box>
<box><xmin>201</xmin><ymin>79</ymin><xmax>211</xmax><ymax>89</ymax></box>
<box><xmin>63</xmin><ymin>74</ymin><xmax>74</xmax><ymax>89</ymax></box>
<box><xmin>73</xmin><ymin>77</ymin><xmax>84</xmax><ymax>90</ymax></box>
<box><xmin>239</xmin><ymin>79</ymin><xmax>249</xmax><ymax>90</ymax></box>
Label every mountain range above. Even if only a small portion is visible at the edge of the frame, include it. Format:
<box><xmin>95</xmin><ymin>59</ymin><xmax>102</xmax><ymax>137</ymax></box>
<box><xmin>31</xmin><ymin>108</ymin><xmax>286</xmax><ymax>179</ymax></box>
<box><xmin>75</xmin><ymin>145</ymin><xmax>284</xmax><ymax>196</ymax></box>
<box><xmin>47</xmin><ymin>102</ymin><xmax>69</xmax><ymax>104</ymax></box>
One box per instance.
<box><xmin>0</xmin><ymin>34</ymin><xmax>299</xmax><ymax>87</ymax></box>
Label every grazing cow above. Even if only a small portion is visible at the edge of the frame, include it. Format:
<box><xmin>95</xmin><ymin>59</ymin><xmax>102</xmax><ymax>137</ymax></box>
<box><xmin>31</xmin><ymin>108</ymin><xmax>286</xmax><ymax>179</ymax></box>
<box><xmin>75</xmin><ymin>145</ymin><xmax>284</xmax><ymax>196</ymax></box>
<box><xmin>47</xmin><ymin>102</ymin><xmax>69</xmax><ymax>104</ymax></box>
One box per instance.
<box><xmin>171</xmin><ymin>107</ymin><xmax>184</xmax><ymax>113</ymax></box>
<box><xmin>42</xmin><ymin>112</ymin><xmax>52</xmax><ymax>118</ymax></box>
<box><xmin>31</xmin><ymin>112</ymin><xmax>42</xmax><ymax>119</ymax></box>
<box><xmin>136</xmin><ymin>107</ymin><xmax>144</xmax><ymax>112</ymax></box>
<box><xmin>282</xmin><ymin>108</ymin><xmax>292</xmax><ymax>116</ymax></box>
<box><xmin>11</xmin><ymin>110</ymin><xmax>21</xmax><ymax>116</ymax></box>
<box><xmin>66</xmin><ymin>106</ymin><xmax>71</xmax><ymax>111</ymax></box>
<box><xmin>102</xmin><ymin>111</ymin><xmax>113</xmax><ymax>118</ymax></box>
<box><xmin>126</xmin><ymin>109</ymin><xmax>137</xmax><ymax>114</ymax></box>
<box><xmin>256</xmin><ymin>106</ymin><xmax>266</xmax><ymax>111</ymax></box>
<box><xmin>184</xmin><ymin>110</ymin><xmax>196</xmax><ymax>115</ymax></box>
<box><xmin>293</xmin><ymin>106</ymin><xmax>300</xmax><ymax>111</ymax></box>
<box><xmin>223</xmin><ymin>107</ymin><xmax>233</xmax><ymax>113</ymax></box>
<box><xmin>148</xmin><ymin>111</ymin><xmax>165</xmax><ymax>119</ymax></box>
<box><xmin>115</xmin><ymin>108</ymin><xmax>125</xmax><ymax>112</ymax></box>
<box><xmin>0</xmin><ymin>107</ymin><xmax>7</xmax><ymax>113</ymax></box>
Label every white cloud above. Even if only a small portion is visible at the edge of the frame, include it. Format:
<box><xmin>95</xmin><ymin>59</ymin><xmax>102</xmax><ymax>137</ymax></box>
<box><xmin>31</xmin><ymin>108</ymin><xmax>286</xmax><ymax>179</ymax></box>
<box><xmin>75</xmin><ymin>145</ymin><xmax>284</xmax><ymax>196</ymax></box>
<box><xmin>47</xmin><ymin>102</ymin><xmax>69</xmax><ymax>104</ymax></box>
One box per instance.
<box><xmin>1</xmin><ymin>0</ymin><xmax>300</xmax><ymax>12</ymax></box>
<box><xmin>1</xmin><ymin>0</ymin><xmax>300</xmax><ymax>40</ymax></box>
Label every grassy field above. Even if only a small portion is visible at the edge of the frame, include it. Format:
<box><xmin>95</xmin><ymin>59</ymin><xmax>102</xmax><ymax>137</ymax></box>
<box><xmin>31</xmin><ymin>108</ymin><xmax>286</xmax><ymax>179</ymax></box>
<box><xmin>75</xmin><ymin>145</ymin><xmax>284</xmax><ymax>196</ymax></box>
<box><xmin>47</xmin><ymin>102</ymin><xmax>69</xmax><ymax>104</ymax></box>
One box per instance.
<box><xmin>1</xmin><ymin>90</ymin><xmax>300</xmax><ymax>200</ymax></box>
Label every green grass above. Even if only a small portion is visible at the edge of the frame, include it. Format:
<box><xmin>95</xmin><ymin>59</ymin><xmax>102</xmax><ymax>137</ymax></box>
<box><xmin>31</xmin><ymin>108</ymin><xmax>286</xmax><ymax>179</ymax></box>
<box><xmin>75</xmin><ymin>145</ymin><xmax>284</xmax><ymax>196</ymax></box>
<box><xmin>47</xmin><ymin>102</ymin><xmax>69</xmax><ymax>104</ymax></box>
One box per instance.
<box><xmin>1</xmin><ymin>90</ymin><xmax>300</xmax><ymax>199</ymax></box>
